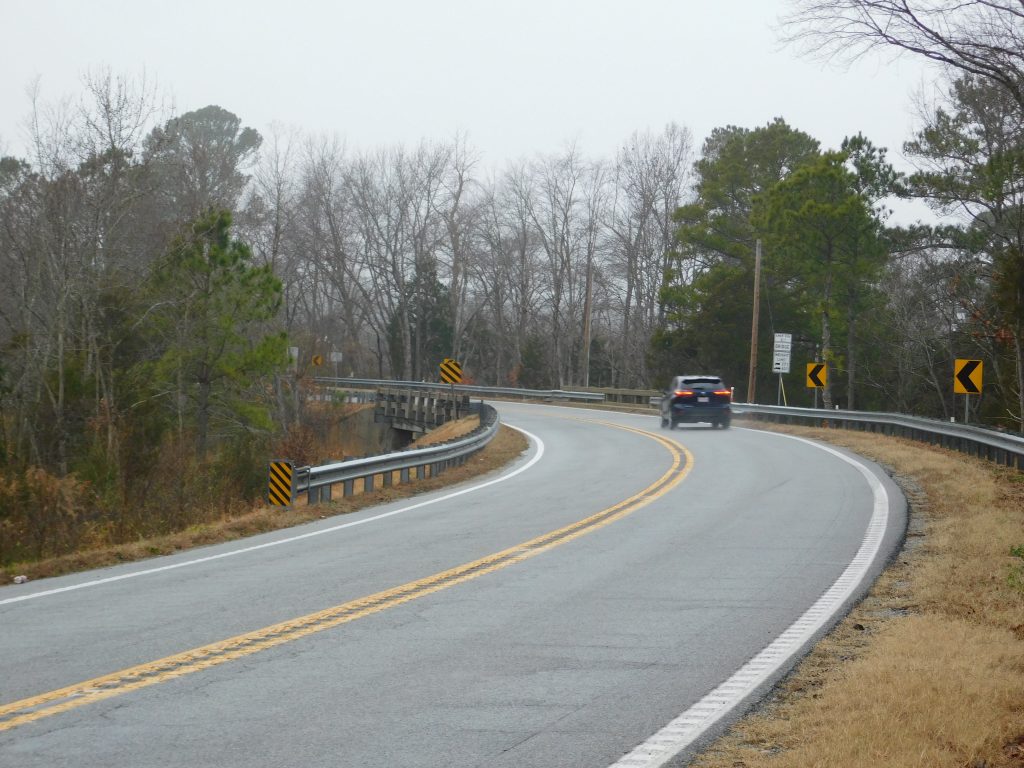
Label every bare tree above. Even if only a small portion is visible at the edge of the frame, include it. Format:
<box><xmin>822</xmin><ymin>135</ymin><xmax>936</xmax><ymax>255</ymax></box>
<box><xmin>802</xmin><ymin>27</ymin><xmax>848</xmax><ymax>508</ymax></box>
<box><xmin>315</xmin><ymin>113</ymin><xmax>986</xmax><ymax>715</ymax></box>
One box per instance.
<box><xmin>783</xmin><ymin>0</ymin><xmax>1024</xmax><ymax>107</ymax></box>
<box><xmin>427</xmin><ymin>134</ymin><xmax>477</xmax><ymax>363</ymax></box>
<box><xmin>521</xmin><ymin>145</ymin><xmax>607</xmax><ymax>387</ymax></box>
<box><xmin>471</xmin><ymin>168</ymin><xmax>544</xmax><ymax>383</ymax></box>
<box><xmin>9</xmin><ymin>74</ymin><xmax>163</xmax><ymax>474</ymax></box>
<box><xmin>607</xmin><ymin>124</ymin><xmax>693</xmax><ymax>385</ymax></box>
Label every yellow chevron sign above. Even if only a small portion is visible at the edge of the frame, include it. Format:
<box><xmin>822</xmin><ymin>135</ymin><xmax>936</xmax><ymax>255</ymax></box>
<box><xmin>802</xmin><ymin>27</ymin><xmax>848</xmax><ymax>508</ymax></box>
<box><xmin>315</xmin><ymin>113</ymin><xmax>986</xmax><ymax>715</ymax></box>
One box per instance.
<box><xmin>440</xmin><ymin>358</ymin><xmax>463</xmax><ymax>385</ymax></box>
<box><xmin>268</xmin><ymin>460</ymin><xmax>294</xmax><ymax>506</ymax></box>
<box><xmin>953</xmin><ymin>359</ymin><xmax>983</xmax><ymax>394</ymax></box>
<box><xmin>806</xmin><ymin>362</ymin><xmax>827</xmax><ymax>389</ymax></box>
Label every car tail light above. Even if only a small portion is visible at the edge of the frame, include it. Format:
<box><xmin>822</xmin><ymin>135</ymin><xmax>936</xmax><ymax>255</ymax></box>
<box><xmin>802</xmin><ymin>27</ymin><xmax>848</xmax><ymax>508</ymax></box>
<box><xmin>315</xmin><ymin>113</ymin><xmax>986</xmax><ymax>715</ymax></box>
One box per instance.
<box><xmin>714</xmin><ymin>389</ymin><xmax>732</xmax><ymax>400</ymax></box>
<box><xmin>674</xmin><ymin>389</ymin><xmax>694</xmax><ymax>397</ymax></box>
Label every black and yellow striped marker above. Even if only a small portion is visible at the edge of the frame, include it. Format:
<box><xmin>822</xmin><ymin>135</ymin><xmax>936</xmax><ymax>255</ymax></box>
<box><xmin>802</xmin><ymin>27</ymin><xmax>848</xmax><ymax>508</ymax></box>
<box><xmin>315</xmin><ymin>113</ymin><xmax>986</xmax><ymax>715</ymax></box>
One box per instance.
<box><xmin>440</xmin><ymin>358</ymin><xmax>463</xmax><ymax>385</ymax></box>
<box><xmin>268</xmin><ymin>460</ymin><xmax>293</xmax><ymax>506</ymax></box>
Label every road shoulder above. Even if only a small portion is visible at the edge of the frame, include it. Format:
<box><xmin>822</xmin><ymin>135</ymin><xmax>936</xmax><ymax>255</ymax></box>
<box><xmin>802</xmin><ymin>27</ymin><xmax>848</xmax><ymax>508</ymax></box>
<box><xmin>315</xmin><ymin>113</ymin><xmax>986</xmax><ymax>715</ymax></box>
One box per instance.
<box><xmin>688</xmin><ymin>423</ymin><xmax>1024</xmax><ymax>768</ymax></box>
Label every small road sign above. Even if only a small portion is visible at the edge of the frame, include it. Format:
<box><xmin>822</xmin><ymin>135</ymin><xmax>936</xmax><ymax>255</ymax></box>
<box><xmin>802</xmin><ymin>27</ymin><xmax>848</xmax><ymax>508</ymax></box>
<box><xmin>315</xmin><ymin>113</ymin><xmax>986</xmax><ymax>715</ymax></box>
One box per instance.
<box><xmin>806</xmin><ymin>363</ymin><xmax>827</xmax><ymax>388</ymax></box>
<box><xmin>954</xmin><ymin>359</ymin><xmax>983</xmax><ymax>394</ymax></box>
<box><xmin>440</xmin><ymin>358</ymin><xmax>463</xmax><ymax>385</ymax></box>
<box><xmin>312</xmin><ymin>354</ymin><xmax>324</xmax><ymax>366</ymax></box>
<box><xmin>772</xmin><ymin>333</ymin><xmax>792</xmax><ymax>374</ymax></box>
<box><xmin>268</xmin><ymin>460</ymin><xmax>294</xmax><ymax>506</ymax></box>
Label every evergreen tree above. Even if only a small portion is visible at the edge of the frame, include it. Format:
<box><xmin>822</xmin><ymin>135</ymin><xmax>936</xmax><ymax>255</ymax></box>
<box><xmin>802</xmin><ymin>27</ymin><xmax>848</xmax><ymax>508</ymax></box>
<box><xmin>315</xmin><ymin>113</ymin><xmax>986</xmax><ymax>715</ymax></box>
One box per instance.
<box><xmin>146</xmin><ymin>210</ymin><xmax>287</xmax><ymax>458</ymax></box>
<box><xmin>657</xmin><ymin>119</ymin><xmax>820</xmax><ymax>395</ymax></box>
<box><xmin>906</xmin><ymin>74</ymin><xmax>1024</xmax><ymax>429</ymax></box>
<box><xmin>753</xmin><ymin>152</ymin><xmax>889</xmax><ymax>408</ymax></box>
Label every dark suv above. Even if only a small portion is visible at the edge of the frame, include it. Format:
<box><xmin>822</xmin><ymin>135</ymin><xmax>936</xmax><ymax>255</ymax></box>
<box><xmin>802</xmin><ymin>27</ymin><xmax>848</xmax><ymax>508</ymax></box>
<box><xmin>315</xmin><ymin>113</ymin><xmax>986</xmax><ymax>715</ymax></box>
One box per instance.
<box><xmin>659</xmin><ymin>375</ymin><xmax>732</xmax><ymax>429</ymax></box>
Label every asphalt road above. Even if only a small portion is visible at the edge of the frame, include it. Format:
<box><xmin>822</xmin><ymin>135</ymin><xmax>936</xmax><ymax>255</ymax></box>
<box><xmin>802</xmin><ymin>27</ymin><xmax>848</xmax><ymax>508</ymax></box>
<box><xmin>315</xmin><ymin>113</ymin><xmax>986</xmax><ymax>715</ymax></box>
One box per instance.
<box><xmin>0</xmin><ymin>404</ymin><xmax>905</xmax><ymax>767</ymax></box>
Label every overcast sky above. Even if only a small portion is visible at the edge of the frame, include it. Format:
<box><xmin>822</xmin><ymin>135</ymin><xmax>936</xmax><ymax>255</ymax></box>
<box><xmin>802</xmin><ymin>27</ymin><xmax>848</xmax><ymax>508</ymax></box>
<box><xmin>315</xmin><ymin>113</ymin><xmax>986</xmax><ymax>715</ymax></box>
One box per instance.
<box><xmin>2</xmin><ymin>0</ymin><xmax>939</xmax><ymax>218</ymax></box>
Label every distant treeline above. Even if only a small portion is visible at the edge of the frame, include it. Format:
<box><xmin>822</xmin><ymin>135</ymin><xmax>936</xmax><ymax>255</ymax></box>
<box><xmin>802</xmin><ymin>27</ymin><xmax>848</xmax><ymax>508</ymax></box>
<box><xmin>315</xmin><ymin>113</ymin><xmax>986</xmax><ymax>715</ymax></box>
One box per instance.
<box><xmin>2</xmin><ymin>0</ymin><xmax>1023</xmax><ymax>561</ymax></box>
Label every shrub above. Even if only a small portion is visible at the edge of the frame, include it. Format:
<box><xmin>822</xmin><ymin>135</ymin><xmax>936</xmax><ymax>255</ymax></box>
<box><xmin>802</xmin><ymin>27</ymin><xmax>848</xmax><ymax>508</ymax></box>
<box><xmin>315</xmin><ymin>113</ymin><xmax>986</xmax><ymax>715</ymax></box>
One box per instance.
<box><xmin>1010</xmin><ymin>545</ymin><xmax>1024</xmax><ymax>595</ymax></box>
<box><xmin>0</xmin><ymin>467</ymin><xmax>92</xmax><ymax>563</ymax></box>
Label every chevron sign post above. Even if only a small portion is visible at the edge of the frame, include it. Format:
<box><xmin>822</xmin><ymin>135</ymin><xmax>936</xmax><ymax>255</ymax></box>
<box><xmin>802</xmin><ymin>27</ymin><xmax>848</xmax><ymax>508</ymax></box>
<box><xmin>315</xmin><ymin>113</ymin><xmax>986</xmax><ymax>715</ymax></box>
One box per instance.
<box><xmin>954</xmin><ymin>358</ymin><xmax>983</xmax><ymax>424</ymax></box>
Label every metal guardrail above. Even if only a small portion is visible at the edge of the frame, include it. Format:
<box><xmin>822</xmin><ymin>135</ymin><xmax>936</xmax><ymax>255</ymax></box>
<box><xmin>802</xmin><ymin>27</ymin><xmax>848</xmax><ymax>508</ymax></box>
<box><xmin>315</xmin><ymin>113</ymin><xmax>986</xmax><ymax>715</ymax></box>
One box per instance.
<box><xmin>731</xmin><ymin>403</ymin><xmax>1024</xmax><ymax>470</ymax></box>
<box><xmin>295</xmin><ymin>402</ymin><xmax>501</xmax><ymax>504</ymax></box>
<box><xmin>314</xmin><ymin>377</ymin><xmax>605</xmax><ymax>402</ymax></box>
<box><xmin>312</xmin><ymin>377</ymin><xmax>1024</xmax><ymax>471</ymax></box>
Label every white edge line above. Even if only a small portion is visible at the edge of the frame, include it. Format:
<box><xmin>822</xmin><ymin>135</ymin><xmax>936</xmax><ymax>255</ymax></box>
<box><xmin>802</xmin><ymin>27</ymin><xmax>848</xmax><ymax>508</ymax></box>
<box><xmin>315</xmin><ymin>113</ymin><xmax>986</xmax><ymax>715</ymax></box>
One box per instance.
<box><xmin>608</xmin><ymin>430</ymin><xmax>892</xmax><ymax>768</ymax></box>
<box><xmin>0</xmin><ymin>424</ymin><xmax>545</xmax><ymax>607</ymax></box>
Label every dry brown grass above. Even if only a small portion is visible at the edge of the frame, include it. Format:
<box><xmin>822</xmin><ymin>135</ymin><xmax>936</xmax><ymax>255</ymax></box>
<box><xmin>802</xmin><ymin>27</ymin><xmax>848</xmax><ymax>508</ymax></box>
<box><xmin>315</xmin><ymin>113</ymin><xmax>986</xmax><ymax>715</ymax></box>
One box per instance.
<box><xmin>0</xmin><ymin>425</ymin><xmax>527</xmax><ymax>585</ymax></box>
<box><xmin>411</xmin><ymin>413</ymin><xmax>481</xmax><ymax>446</ymax></box>
<box><xmin>693</xmin><ymin>422</ymin><xmax>1024</xmax><ymax>768</ymax></box>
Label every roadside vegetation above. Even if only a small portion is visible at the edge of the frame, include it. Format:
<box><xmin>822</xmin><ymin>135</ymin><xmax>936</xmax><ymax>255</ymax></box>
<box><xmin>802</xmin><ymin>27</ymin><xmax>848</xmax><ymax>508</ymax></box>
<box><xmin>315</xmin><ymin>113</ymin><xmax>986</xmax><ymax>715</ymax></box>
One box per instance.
<box><xmin>0</xmin><ymin>412</ymin><xmax>527</xmax><ymax>585</ymax></box>
<box><xmin>693</xmin><ymin>422</ymin><xmax>1024</xmax><ymax>768</ymax></box>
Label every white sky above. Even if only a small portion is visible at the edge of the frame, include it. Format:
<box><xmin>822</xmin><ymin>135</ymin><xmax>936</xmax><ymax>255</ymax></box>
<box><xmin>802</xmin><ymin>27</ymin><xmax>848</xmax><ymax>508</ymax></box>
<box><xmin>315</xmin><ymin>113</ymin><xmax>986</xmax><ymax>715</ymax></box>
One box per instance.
<box><xmin>2</xmin><ymin>0</ymin><xmax>939</xmax><ymax>220</ymax></box>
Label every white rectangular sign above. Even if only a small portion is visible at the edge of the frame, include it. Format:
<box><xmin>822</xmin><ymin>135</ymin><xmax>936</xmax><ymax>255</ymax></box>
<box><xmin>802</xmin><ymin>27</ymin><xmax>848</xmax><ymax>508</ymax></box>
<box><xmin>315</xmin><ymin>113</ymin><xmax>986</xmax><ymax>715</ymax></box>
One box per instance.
<box><xmin>772</xmin><ymin>333</ymin><xmax>792</xmax><ymax>374</ymax></box>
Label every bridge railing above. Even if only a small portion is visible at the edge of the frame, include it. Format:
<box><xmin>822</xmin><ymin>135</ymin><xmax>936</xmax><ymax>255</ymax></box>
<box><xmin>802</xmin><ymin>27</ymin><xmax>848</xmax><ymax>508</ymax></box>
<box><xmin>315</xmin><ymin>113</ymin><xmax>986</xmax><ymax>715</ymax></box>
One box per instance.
<box><xmin>313</xmin><ymin>377</ymin><xmax>605</xmax><ymax>402</ymax></box>
<box><xmin>374</xmin><ymin>387</ymin><xmax>471</xmax><ymax>433</ymax></box>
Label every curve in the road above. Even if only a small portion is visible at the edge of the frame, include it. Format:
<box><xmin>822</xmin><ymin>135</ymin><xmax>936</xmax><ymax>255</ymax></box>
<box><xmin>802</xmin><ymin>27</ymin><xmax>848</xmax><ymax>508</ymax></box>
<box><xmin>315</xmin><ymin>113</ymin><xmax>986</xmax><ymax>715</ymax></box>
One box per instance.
<box><xmin>0</xmin><ymin>420</ymin><xmax>692</xmax><ymax>734</ymax></box>
<box><xmin>610</xmin><ymin>428</ymin><xmax>891</xmax><ymax>768</ymax></box>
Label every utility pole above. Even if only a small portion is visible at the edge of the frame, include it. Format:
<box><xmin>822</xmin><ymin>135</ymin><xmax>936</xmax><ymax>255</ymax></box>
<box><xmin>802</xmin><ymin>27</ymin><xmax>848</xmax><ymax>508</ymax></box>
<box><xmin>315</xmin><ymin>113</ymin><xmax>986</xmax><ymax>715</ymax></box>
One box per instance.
<box><xmin>746</xmin><ymin>239</ymin><xmax>762</xmax><ymax>403</ymax></box>
<box><xmin>581</xmin><ymin>254</ymin><xmax>594</xmax><ymax>387</ymax></box>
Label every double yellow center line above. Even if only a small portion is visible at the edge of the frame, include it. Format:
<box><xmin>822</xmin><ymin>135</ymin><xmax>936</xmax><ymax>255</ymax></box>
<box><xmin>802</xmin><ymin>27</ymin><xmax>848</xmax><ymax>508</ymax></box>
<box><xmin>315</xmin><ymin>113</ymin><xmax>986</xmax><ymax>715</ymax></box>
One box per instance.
<box><xmin>0</xmin><ymin>421</ymin><xmax>692</xmax><ymax>733</ymax></box>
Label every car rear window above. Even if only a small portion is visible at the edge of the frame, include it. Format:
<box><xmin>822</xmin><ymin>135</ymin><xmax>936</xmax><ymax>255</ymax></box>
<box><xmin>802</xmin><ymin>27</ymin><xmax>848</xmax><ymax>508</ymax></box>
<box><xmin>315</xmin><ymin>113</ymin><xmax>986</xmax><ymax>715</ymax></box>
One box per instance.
<box><xmin>682</xmin><ymin>377</ymin><xmax>722</xmax><ymax>386</ymax></box>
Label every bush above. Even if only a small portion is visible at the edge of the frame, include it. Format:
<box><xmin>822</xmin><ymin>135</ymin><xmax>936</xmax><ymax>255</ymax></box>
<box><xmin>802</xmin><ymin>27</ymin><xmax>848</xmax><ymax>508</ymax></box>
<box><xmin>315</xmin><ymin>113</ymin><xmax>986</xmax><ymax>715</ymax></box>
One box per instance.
<box><xmin>1010</xmin><ymin>545</ymin><xmax>1024</xmax><ymax>594</ymax></box>
<box><xmin>0</xmin><ymin>467</ymin><xmax>92</xmax><ymax>564</ymax></box>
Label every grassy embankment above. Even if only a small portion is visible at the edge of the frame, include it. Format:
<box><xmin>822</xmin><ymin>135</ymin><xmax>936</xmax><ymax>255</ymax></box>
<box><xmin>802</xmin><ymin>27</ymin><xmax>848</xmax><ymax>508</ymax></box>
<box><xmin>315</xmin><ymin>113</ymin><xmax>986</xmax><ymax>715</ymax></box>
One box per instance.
<box><xmin>693</xmin><ymin>422</ymin><xmax>1024</xmax><ymax>768</ymax></box>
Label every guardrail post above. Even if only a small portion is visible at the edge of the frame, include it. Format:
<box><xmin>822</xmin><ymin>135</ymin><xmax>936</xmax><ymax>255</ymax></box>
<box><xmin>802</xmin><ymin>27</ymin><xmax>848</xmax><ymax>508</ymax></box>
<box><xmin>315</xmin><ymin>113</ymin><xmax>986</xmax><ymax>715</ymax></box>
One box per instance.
<box><xmin>343</xmin><ymin>479</ymin><xmax>354</xmax><ymax>497</ymax></box>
